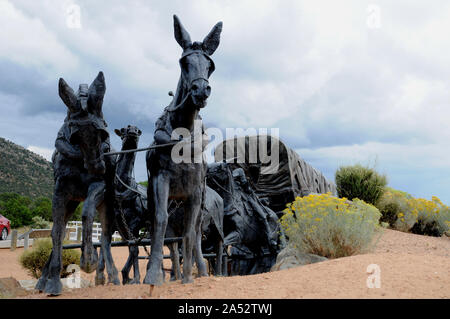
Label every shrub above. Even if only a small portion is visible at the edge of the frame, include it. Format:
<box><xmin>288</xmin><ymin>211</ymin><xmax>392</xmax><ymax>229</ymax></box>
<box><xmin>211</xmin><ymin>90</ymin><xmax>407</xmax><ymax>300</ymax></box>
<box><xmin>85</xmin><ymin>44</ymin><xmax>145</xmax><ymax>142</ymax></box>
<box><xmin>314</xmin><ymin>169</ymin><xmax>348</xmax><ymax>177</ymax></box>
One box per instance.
<box><xmin>335</xmin><ymin>164</ymin><xmax>387</xmax><ymax>205</ymax></box>
<box><xmin>377</xmin><ymin>189</ymin><xmax>450</xmax><ymax>237</ymax></box>
<box><xmin>402</xmin><ymin>196</ymin><xmax>450</xmax><ymax>237</ymax></box>
<box><xmin>19</xmin><ymin>238</ymin><xmax>80</xmax><ymax>279</ymax></box>
<box><xmin>280</xmin><ymin>193</ymin><xmax>382</xmax><ymax>258</ymax></box>
<box><xmin>376</xmin><ymin>188</ymin><xmax>412</xmax><ymax>229</ymax></box>
<box><xmin>30</xmin><ymin>216</ymin><xmax>51</xmax><ymax>229</ymax></box>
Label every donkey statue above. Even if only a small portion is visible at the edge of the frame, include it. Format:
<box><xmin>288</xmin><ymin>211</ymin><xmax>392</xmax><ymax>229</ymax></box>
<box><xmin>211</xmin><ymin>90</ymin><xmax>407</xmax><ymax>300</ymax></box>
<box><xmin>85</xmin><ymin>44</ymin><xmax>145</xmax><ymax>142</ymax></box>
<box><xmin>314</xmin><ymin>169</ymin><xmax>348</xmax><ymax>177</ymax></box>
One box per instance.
<box><xmin>144</xmin><ymin>15</ymin><xmax>223</xmax><ymax>286</ymax></box>
<box><xmin>166</xmin><ymin>185</ymin><xmax>225</xmax><ymax>280</ymax></box>
<box><xmin>96</xmin><ymin>125</ymin><xmax>148</xmax><ymax>285</ymax></box>
<box><xmin>36</xmin><ymin>72</ymin><xmax>120</xmax><ymax>295</ymax></box>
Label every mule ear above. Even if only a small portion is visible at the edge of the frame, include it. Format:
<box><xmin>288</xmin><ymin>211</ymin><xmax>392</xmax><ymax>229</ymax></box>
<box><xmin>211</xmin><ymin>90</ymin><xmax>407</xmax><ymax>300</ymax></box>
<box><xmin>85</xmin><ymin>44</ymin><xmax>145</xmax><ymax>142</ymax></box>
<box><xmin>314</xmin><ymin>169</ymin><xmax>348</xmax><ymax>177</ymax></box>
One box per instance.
<box><xmin>58</xmin><ymin>78</ymin><xmax>78</xmax><ymax>112</ymax></box>
<box><xmin>114</xmin><ymin>129</ymin><xmax>121</xmax><ymax>137</ymax></box>
<box><xmin>89</xmin><ymin>71</ymin><xmax>106</xmax><ymax>98</ymax></box>
<box><xmin>173</xmin><ymin>15</ymin><xmax>192</xmax><ymax>50</ymax></box>
<box><xmin>202</xmin><ymin>21</ymin><xmax>222</xmax><ymax>55</ymax></box>
<box><xmin>88</xmin><ymin>71</ymin><xmax>106</xmax><ymax>112</ymax></box>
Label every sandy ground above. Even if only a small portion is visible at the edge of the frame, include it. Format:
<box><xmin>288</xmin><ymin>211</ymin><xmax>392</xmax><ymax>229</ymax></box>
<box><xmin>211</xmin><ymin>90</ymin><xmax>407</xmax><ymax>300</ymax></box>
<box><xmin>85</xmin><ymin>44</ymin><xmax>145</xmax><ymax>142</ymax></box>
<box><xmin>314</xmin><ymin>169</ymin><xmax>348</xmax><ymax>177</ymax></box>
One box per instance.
<box><xmin>1</xmin><ymin>229</ymin><xmax>449</xmax><ymax>299</ymax></box>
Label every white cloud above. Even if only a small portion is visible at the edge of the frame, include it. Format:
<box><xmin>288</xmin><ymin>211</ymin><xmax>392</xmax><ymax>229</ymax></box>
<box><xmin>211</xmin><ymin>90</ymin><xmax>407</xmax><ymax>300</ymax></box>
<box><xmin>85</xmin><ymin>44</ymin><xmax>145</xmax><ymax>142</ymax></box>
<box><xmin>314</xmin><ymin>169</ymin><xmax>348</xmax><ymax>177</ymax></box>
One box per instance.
<box><xmin>0</xmin><ymin>0</ymin><xmax>80</xmax><ymax>75</ymax></box>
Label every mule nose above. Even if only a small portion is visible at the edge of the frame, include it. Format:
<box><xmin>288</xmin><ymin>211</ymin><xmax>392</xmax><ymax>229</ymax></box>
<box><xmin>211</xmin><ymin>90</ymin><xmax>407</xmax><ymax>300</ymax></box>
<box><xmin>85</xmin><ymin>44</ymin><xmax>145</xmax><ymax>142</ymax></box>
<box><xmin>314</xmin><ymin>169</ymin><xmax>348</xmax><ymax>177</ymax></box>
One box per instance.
<box><xmin>191</xmin><ymin>82</ymin><xmax>211</xmax><ymax>100</ymax></box>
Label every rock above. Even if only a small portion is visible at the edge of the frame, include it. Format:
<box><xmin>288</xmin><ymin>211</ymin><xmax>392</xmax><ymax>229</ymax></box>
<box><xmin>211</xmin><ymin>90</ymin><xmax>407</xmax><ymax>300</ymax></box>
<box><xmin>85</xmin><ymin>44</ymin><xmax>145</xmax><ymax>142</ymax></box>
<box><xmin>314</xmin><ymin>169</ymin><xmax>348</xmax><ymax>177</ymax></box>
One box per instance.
<box><xmin>0</xmin><ymin>277</ymin><xmax>29</xmax><ymax>298</ymax></box>
<box><xmin>270</xmin><ymin>245</ymin><xmax>327</xmax><ymax>272</ymax></box>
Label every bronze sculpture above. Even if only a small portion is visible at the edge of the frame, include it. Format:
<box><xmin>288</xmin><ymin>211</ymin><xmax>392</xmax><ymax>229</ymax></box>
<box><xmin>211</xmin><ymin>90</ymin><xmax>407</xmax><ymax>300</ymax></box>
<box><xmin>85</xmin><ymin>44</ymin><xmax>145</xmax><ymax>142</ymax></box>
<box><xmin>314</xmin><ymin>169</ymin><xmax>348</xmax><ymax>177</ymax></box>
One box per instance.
<box><xmin>36</xmin><ymin>72</ymin><xmax>120</xmax><ymax>295</ymax></box>
<box><xmin>206</xmin><ymin>162</ymin><xmax>285</xmax><ymax>274</ymax></box>
<box><xmin>166</xmin><ymin>185</ymin><xmax>225</xmax><ymax>280</ymax></box>
<box><xmin>95</xmin><ymin>125</ymin><xmax>148</xmax><ymax>285</ymax></box>
<box><xmin>144</xmin><ymin>15</ymin><xmax>223</xmax><ymax>286</ymax></box>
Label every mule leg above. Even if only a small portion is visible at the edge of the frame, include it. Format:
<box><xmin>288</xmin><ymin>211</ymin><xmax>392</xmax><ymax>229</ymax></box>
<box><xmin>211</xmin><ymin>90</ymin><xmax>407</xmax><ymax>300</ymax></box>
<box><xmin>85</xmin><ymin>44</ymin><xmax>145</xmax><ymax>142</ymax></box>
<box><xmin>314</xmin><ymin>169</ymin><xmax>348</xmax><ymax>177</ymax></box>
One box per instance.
<box><xmin>35</xmin><ymin>200</ymin><xmax>79</xmax><ymax>295</ymax></box>
<box><xmin>98</xmin><ymin>202</ymin><xmax>120</xmax><ymax>285</ymax></box>
<box><xmin>80</xmin><ymin>182</ymin><xmax>104</xmax><ymax>273</ymax></box>
<box><xmin>95</xmin><ymin>246</ymin><xmax>106</xmax><ymax>286</ymax></box>
<box><xmin>215</xmin><ymin>240</ymin><xmax>223</xmax><ymax>276</ymax></box>
<box><xmin>129</xmin><ymin>245</ymin><xmax>141</xmax><ymax>284</ymax></box>
<box><xmin>143</xmin><ymin>174</ymin><xmax>169</xmax><ymax>286</ymax></box>
<box><xmin>120</xmin><ymin>245</ymin><xmax>133</xmax><ymax>284</ymax></box>
<box><xmin>181</xmin><ymin>193</ymin><xmax>202</xmax><ymax>284</ymax></box>
<box><xmin>193</xmin><ymin>211</ymin><xmax>208</xmax><ymax>277</ymax></box>
<box><xmin>36</xmin><ymin>195</ymin><xmax>77</xmax><ymax>295</ymax></box>
<box><xmin>168</xmin><ymin>242</ymin><xmax>182</xmax><ymax>281</ymax></box>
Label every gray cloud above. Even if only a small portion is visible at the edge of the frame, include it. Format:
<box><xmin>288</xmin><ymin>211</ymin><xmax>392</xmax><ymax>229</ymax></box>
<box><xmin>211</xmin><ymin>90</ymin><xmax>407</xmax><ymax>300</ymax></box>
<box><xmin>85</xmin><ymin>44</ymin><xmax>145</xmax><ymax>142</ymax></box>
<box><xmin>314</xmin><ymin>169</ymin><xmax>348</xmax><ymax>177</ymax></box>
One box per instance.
<box><xmin>1</xmin><ymin>0</ymin><xmax>450</xmax><ymax>202</ymax></box>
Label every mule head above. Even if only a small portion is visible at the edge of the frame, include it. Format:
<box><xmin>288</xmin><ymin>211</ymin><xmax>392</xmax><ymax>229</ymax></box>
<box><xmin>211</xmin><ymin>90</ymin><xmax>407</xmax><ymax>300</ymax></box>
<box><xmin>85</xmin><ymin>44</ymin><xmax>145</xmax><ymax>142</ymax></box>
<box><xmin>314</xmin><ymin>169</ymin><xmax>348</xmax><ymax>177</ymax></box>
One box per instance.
<box><xmin>173</xmin><ymin>14</ymin><xmax>222</xmax><ymax>109</ymax></box>
<box><xmin>114</xmin><ymin>125</ymin><xmax>142</xmax><ymax>150</ymax></box>
<box><xmin>59</xmin><ymin>71</ymin><xmax>108</xmax><ymax>175</ymax></box>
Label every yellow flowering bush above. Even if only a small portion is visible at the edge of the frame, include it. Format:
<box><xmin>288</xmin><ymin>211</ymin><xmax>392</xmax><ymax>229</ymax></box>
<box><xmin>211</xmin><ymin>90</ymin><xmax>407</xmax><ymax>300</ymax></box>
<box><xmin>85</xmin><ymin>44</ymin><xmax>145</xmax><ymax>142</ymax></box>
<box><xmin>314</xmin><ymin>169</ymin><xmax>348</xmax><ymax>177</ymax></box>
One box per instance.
<box><xmin>376</xmin><ymin>188</ymin><xmax>413</xmax><ymax>230</ymax></box>
<box><xmin>403</xmin><ymin>196</ymin><xmax>450</xmax><ymax>236</ymax></box>
<box><xmin>280</xmin><ymin>193</ymin><xmax>382</xmax><ymax>258</ymax></box>
<box><xmin>377</xmin><ymin>188</ymin><xmax>450</xmax><ymax>236</ymax></box>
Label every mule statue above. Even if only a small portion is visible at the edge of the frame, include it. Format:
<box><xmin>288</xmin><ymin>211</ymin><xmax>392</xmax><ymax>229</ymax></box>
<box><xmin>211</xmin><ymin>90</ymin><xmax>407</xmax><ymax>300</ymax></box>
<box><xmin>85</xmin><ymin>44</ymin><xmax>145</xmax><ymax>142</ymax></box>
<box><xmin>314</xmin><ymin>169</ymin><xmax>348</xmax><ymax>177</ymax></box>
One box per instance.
<box><xmin>206</xmin><ymin>162</ymin><xmax>285</xmax><ymax>274</ymax></box>
<box><xmin>166</xmin><ymin>185</ymin><xmax>224</xmax><ymax>280</ymax></box>
<box><xmin>144</xmin><ymin>15</ymin><xmax>223</xmax><ymax>286</ymax></box>
<box><xmin>36</xmin><ymin>72</ymin><xmax>120</xmax><ymax>295</ymax></box>
<box><xmin>95</xmin><ymin>125</ymin><xmax>148</xmax><ymax>285</ymax></box>
<box><xmin>96</xmin><ymin>125</ymin><xmax>224</xmax><ymax>284</ymax></box>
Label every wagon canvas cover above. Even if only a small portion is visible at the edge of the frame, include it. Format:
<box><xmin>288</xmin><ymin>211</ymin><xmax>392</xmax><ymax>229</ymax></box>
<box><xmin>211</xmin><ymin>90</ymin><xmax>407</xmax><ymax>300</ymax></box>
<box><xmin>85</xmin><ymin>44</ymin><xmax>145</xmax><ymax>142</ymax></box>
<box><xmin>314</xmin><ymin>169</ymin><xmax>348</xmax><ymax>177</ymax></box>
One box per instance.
<box><xmin>214</xmin><ymin>135</ymin><xmax>336</xmax><ymax>212</ymax></box>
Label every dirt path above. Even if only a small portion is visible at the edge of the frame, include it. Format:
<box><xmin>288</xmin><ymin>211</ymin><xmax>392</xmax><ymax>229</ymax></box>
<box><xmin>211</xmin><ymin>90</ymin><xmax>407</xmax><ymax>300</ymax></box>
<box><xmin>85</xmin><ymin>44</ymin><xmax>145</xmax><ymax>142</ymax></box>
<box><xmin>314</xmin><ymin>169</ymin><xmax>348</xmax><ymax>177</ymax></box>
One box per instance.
<box><xmin>1</xmin><ymin>229</ymin><xmax>448</xmax><ymax>299</ymax></box>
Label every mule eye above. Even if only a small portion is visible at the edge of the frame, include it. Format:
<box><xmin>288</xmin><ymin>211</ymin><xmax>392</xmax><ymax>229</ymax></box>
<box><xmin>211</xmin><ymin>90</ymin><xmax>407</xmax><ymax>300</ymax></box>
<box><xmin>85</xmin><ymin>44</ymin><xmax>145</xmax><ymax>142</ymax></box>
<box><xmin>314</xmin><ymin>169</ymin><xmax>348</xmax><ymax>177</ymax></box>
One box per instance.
<box><xmin>192</xmin><ymin>84</ymin><xmax>198</xmax><ymax>91</ymax></box>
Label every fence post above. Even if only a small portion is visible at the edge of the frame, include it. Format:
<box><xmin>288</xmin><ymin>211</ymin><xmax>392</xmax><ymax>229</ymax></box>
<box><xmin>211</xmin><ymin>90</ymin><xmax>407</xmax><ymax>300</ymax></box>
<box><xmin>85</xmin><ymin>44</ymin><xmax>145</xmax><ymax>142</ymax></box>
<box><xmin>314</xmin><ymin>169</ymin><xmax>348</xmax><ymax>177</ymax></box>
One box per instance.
<box><xmin>10</xmin><ymin>230</ymin><xmax>18</xmax><ymax>251</ymax></box>
<box><xmin>24</xmin><ymin>233</ymin><xmax>29</xmax><ymax>250</ymax></box>
<box><xmin>76</xmin><ymin>226</ymin><xmax>82</xmax><ymax>242</ymax></box>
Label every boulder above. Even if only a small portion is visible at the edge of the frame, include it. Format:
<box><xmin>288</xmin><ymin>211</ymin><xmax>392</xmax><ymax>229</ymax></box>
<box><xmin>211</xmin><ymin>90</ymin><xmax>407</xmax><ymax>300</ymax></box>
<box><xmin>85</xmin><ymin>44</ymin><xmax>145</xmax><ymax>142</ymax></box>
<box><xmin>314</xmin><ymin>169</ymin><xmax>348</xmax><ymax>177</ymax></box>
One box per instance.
<box><xmin>0</xmin><ymin>277</ymin><xmax>29</xmax><ymax>298</ymax></box>
<box><xmin>270</xmin><ymin>245</ymin><xmax>327</xmax><ymax>272</ymax></box>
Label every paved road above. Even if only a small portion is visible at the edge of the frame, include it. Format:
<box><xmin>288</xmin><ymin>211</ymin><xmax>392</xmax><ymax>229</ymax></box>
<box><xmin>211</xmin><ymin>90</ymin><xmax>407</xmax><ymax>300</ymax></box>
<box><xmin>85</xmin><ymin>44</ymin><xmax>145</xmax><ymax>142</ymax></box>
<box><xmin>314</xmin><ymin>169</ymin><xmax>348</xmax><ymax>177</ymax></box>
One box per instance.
<box><xmin>0</xmin><ymin>238</ymin><xmax>34</xmax><ymax>249</ymax></box>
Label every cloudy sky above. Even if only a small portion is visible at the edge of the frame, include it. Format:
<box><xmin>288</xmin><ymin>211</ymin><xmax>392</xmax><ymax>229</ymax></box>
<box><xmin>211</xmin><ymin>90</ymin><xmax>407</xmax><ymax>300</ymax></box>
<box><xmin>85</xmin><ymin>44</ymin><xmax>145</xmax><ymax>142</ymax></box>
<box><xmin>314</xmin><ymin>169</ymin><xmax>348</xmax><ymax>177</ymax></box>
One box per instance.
<box><xmin>0</xmin><ymin>0</ymin><xmax>449</xmax><ymax>203</ymax></box>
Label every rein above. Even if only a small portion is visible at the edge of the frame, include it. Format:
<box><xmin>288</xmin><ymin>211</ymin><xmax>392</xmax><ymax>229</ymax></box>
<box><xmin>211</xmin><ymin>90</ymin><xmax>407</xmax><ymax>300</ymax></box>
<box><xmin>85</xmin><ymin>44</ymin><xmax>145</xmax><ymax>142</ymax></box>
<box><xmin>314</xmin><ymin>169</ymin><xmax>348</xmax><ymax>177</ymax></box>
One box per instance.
<box><xmin>115</xmin><ymin>174</ymin><xmax>147</xmax><ymax>199</ymax></box>
<box><xmin>102</xmin><ymin>140</ymin><xmax>186</xmax><ymax>157</ymax></box>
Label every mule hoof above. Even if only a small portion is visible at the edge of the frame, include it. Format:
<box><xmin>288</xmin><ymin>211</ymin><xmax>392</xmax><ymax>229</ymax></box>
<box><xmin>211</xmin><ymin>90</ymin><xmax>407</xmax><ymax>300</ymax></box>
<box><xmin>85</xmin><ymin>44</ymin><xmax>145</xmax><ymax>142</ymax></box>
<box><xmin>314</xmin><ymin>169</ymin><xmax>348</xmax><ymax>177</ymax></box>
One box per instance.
<box><xmin>35</xmin><ymin>277</ymin><xmax>47</xmax><ymax>292</ymax></box>
<box><xmin>95</xmin><ymin>274</ymin><xmax>106</xmax><ymax>286</ymax></box>
<box><xmin>143</xmin><ymin>262</ymin><xmax>164</xmax><ymax>286</ymax></box>
<box><xmin>182</xmin><ymin>276</ymin><xmax>194</xmax><ymax>284</ymax></box>
<box><xmin>129</xmin><ymin>278</ymin><xmax>140</xmax><ymax>285</ymax></box>
<box><xmin>80</xmin><ymin>251</ymin><xmax>98</xmax><ymax>273</ymax></box>
<box><xmin>44</xmin><ymin>278</ymin><xmax>63</xmax><ymax>296</ymax></box>
<box><xmin>109</xmin><ymin>277</ymin><xmax>121</xmax><ymax>286</ymax></box>
<box><xmin>143</xmin><ymin>271</ymin><xmax>164</xmax><ymax>286</ymax></box>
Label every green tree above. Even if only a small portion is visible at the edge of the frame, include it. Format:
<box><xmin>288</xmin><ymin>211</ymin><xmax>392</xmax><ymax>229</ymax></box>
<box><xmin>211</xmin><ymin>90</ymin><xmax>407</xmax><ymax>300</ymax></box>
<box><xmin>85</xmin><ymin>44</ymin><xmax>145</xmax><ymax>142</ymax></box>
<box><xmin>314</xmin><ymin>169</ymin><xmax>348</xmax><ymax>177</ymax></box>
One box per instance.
<box><xmin>0</xmin><ymin>193</ymin><xmax>33</xmax><ymax>228</ymax></box>
<box><xmin>31</xmin><ymin>197</ymin><xmax>52</xmax><ymax>221</ymax></box>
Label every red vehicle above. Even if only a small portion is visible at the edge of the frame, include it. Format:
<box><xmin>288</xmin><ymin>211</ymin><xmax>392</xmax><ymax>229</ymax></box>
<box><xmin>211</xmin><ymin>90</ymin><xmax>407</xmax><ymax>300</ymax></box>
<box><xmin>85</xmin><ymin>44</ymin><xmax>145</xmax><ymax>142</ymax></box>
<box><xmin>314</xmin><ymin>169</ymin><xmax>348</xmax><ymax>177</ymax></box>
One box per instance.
<box><xmin>0</xmin><ymin>214</ymin><xmax>11</xmax><ymax>240</ymax></box>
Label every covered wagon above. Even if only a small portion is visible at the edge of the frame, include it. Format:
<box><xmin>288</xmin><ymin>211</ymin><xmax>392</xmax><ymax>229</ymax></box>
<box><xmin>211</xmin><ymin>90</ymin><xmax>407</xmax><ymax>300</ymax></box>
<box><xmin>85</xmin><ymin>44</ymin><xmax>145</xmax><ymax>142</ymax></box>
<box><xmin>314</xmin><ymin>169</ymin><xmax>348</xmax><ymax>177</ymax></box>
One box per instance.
<box><xmin>214</xmin><ymin>135</ymin><xmax>336</xmax><ymax>213</ymax></box>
